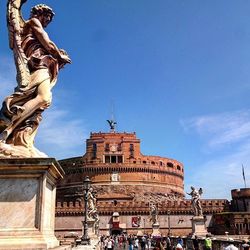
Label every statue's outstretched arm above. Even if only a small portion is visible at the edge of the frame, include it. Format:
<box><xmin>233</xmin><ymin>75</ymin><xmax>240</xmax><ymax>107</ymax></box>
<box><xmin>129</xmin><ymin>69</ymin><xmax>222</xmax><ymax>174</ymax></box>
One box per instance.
<box><xmin>29</xmin><ymin>18</ymin><xmax>71</xmax><ymax>64</ymax></box>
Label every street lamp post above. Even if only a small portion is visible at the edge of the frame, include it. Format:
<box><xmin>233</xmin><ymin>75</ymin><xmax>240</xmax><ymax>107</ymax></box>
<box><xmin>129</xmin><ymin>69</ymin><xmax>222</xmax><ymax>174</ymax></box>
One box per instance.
<box><xmin>167</xmin><ymin>210</ymin><xmax>171</xmax><ymax>235</ymax></box>
<box><xmin>81</xmin><ymin>176</ymin><xmax>91</xmax><ymax>245</ymax></box>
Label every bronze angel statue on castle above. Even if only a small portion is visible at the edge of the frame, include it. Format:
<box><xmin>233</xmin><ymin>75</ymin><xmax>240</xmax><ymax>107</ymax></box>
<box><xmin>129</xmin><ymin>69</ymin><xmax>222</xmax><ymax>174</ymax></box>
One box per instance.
<box><xmin>0</xmin><ymin>0</ymin><xmax>71</xmax><ymax>157</ymax></box>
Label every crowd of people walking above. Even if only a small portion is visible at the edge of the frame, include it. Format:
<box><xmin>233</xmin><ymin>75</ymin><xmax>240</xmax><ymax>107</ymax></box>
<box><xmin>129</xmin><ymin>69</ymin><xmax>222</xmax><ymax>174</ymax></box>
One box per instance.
<box><xmin>99</xmin><ymin>233</ymin><xmax>250</xmax><ymax>250</ymax></box>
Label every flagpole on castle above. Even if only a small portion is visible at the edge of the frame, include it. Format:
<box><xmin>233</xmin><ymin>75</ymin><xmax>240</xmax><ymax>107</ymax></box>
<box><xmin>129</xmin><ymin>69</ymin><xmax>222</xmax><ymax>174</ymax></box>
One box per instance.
<box><xmin>242</xmin><ymin>164</ymin><xmax>247</xmax><ymax>188</ymax></box>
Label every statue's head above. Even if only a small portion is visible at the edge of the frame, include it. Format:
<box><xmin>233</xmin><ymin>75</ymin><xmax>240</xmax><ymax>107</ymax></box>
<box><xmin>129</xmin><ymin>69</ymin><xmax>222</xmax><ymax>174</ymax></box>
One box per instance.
<box><xmin>30</xmin><ymin>4</ymin><xmax>55</xmax><ymax>27</ymax></box>
<box><xmin>191</xmin><ymin>186</ymin><xmax>195</xmax><ymax>190</ymax></box>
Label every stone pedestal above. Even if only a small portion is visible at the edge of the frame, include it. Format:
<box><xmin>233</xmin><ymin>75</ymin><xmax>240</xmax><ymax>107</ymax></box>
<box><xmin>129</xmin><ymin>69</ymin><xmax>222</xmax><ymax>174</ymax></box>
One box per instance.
<box><xmin>136</xmin><ymin>228</ymin><xmax>144</xmax><ymax>236</ymax></box>
<box><xmin>0</xmin><ymin>158</ymin><xmax>64</xmax><ymax>250</ymax></box>
<box><xmin>151</xmin><ymin>223</ymin><xmax>160</xmax><ymax>237</ymax></box>
<box><xmin>87</xmin><ymin>221</ymin><xmax>98</xmax><ymax>239</ymax></box>
<box><xmin>191</xmin><ymin>216</ymin><xmax>208</xmax><ymax>236</ymax></box>
<box><xmin>73</xmin><ymin>238</ymin><xmax>99</xmax><ymax>250</ymax></box>
<box><xmin>80</xmin><ymin>220</ymin><xmax>98</xmax><ymax>243</ymax></box>
<box><xmin>78</xmin><ymin>220</ymin><xmax>98</xmax><ymax>248</ymax></box>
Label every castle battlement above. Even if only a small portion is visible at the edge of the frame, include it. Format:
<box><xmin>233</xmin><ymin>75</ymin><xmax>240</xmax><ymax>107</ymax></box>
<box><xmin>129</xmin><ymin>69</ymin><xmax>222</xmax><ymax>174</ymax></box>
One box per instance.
<box><xmin>55</xmin><ymin>199</ymin><xmax>229</xmax><ymax>216</ymax></box>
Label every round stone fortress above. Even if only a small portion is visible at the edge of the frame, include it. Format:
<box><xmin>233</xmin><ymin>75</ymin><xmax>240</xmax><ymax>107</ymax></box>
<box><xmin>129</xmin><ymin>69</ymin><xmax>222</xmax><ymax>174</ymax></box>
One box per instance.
<box><xmin>55</xmin><ymin>127</ymin><xmax>229</xmax><ymax>237</ymax></box>
<box><xmin>57</xmin><ymin>130</ymin><xmax>184</xmax><ymax>204</ymax></box>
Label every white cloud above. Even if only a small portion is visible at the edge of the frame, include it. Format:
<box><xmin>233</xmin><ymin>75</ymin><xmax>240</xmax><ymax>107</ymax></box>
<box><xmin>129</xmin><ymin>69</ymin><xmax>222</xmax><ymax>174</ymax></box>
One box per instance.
<box><xmin>185</xmin><ymin>141</ymin><xmax>250</xmax><ymax>199</ymax></box>
<box><xmin>181</xmin><ymin>110</ymin><xmax>250</xmax><ymax>199</ymax></box>
<box><xmin>180</xmin><ymin>110</ymin><xmax>250</xmax><ymax>148</ymax></box>
<box><xmin>36</xmin><ymin>107</ymin><xmax>88</xmax><ymax>159</ymax></box>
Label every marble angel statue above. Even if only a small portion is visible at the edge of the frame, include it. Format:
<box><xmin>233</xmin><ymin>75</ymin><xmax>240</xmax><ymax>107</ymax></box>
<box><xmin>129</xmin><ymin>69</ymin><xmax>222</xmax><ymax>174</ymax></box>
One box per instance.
<box><xmin>0</xmin><ymin>0</ymin><xmax>71</xmax><ymax>157</ymax></box>
<box><xmin>187</xmin><ymin>186</ymin><xmax>203</xmax><ymax>216</ymax></box>
<box><xmin>86</xmin><ymin>187</ymin><xmax>100</xmax><ymax>232</ymax></box>
<box><xmin>149</xmin><ymin>203</ymin><xmax>158</xmax><ymax>225</ymax></box>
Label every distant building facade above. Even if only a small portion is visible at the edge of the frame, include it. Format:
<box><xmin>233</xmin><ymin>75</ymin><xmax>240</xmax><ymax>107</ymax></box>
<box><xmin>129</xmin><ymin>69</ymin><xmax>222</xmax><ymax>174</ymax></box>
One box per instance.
<box><xmin>213</xmin><ymin>188</ymin><xmax>250</xmax><ymax>235</ymax></box>
<box><xmin>57</xmin><ymin>131</ymin><xmax>185</xmax><ymax>203</ymax></box>
<box><xmin>55</xmin><ymin>129</ymin><xmax>229</xmax><ymax>237</ymax></box>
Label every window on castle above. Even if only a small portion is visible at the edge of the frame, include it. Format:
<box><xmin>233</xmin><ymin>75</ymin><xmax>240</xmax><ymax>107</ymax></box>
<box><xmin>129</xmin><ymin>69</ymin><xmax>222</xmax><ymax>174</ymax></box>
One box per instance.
<box><xmin>117</xmin><ymin>144</ymin><xmax>122</xmax><ymax>151</ymax></box>
<box><xmin>111</xmin><ymin>155</ymin><xmax>116</xmax><ymax>163</ymax></box>
<box><xmin>129</xmin><ymin>144</ymin><xmax>134</xmax><ymax>157</ymax></box>
<box><xmin>104</xmin><ymin>155</ymin><xmax>123</xmax><ymax>164</ymax></box>
<box><xmin>92</xmin><ymin>143</ymin><xmax>97</xmax><ymax>159</ymax></box>
<box><xmin>167</xmin><ymin>162</ymin><xmax>173</xmax><ymax>168</ymax></box>
<box><xmin>105</xmin><ymin>155</ymin><xmax>110</xmax><ymax>163</ymax></box>
<box><xmin>118</xmin><ymin>156</ymin><xmax>123</xmax><ymax>163</ymax></box>
<box><xmin>177</xmin><ymin>165</ymin><xmax>181</xmax><ymax>170</ymax></box>
<box><xmin>105</xmin><ymin>143</ymin><xmax>110</xmax><ymax>152</ymax></box>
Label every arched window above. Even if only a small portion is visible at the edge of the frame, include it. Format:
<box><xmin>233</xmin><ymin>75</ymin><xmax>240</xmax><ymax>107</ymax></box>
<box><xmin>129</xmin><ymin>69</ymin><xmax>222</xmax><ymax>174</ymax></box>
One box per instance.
<box><xmin>167</xmin><ymin>162</ymin><xmax>173</xmax><ymax>168</ymax></box>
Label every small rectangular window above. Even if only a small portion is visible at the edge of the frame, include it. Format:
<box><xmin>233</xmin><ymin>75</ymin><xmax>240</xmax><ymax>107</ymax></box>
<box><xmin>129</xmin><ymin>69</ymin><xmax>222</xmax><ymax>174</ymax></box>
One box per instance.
<box><xmin>93</xmin><ymin>143</ymin><xmax>97</xmax><ymax>158</ymax></box>
<box><xmin>111</xmin><ymin>155</ymin><xmax>116</xmax><ymax>163</ymax></box>
<box><xmin>130</xmin><ymin>144</ymin><xmax>134</xmax><ymax>157</ymax></box>
<box><xmin>118</xmin><ymin>156</ymin><xmax>123</xmax><ymax>163</ymax></box>
<box><xmin>105</xmin><ymin>155</ymin><xmax>110</xmax><ymax>163</ymax></box>
<box><xmin>105</xmin><ymin>144</ymin><xmax>110</xmax><ymax>152</ymax></box>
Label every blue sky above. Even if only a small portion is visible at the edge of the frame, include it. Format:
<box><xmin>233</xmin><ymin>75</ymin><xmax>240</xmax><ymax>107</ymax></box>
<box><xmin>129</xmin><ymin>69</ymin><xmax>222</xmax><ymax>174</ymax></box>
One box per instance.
<box><xmin>0</xmin><ymin>1</ymin><xmax>250</xmax><ymax>199</ymax></box>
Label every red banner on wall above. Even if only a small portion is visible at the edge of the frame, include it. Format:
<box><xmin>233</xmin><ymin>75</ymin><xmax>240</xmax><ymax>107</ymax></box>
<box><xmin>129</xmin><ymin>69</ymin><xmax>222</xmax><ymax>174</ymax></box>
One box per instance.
<box><xmin>132</xmin><ymin>216</ymin><xmax>141</xmax><ymax>227</ymax></box>
<box><xmin>113</xmin><ymin>222</ymin><xmax>119</xmax><ymax>229</ymax></box>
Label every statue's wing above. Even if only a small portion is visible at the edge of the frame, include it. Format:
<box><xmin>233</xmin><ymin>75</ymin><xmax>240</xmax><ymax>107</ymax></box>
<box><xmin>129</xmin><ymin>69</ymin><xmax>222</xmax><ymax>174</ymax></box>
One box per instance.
<box><xmin>7</xmin><ymin>0</ymin><xmax>30</xmax><ymax>88</ymax></box>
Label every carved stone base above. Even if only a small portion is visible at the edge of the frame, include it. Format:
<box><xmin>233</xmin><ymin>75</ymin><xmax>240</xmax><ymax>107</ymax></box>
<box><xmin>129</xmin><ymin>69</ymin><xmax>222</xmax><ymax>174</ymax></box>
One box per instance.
<box><xmin>88</xmin><ymin>220</ymin><xmax>99</xmax><ymax>239</ymax></box>
<box><xmin>82</xmin><ymin>220</ymin><xmax>98</xmax><ymax>240</ymax></box>
<box><xmin>151</xmin><ymin>223</ymin><xmax>161</xmax><ymax>237</ymax></box>
<box><xmin>73</xmin><ymin>238</ymin><xmax>99</xmax><ymax>250</ymax></box>
<box><xmin>0</xmin><ymin>142</ymin><xmax>47</xmax><ymax>158</ymax></box>
<box><xmin>0</xmin><ymin>158</ymin><xmax>64</xmax><ymax>249</ymax></box>
<box><xmin>136</xmin><ymin>229</ymin><xmax>144</xmax><ymax>236</ymax></box>
<box><xmin>191</xmin><ymin>216</ymin><xmax>208</xmax><ymax>236</ymax></box>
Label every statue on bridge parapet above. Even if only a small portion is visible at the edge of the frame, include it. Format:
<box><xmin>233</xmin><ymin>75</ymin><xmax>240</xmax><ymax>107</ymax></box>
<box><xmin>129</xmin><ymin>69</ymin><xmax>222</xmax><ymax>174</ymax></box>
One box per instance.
<box><xmin>187</xmin><ymin>186</ymin><xmax>208</xmax><ymax>236</ymax></box>
<box><xmin>149</xmin><ymin>202</ymin><xmax>161</xmax><ymax>236</ymax></box>
<box><xmin>187</xmin><ymin>186</ymin><xmax>203</xmax><ymax>217</ymax></box>
<box><xmin>0</xmin><ymin>0</ymin><xmax>71</xmax><ymax>158</ymax></box>
<box><xmin>86</xmin><ymin>187</ymin><xmax>100</xmax><ymax>234</ymax></box>
<box><xmin>149</xmin><ymin>202</ymin><xmax>158</xmax><ymax>225</ymax></box>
